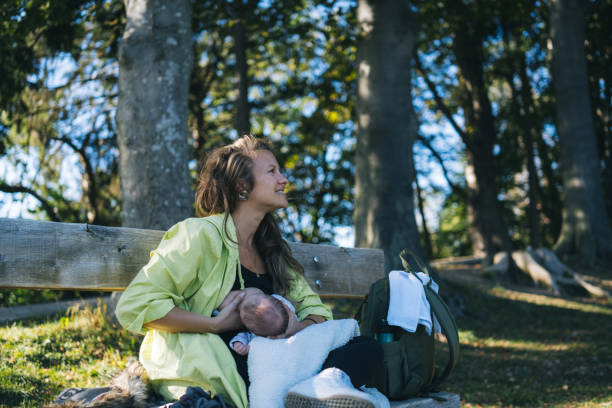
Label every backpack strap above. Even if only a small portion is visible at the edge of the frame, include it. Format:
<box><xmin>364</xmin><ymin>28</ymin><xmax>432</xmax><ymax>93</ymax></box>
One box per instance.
<box><xmin>399</xmin><ymin>249</ymin><xmax>460</xmax><ymax>390</ymax></box>
<box><xmin>424</xmin><ymin>285</ymin><xmax>460</xmax><ymax>389</ymax></box>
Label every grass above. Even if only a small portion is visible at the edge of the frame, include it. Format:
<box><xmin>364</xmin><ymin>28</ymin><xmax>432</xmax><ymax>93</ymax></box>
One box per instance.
<box><xmin>441</xmin><ymin>283</ymin><xmax>612</xmax><ymax>408</ymax></box>
<box><xmin>1</xmin><ymin>270</ymin><xmax>611</xmax><ymax>408</ymax></box>
<box><xmin>0</xmin><ymin>301</ymin><xmax>139</xmax><ymax>407</ymax></box>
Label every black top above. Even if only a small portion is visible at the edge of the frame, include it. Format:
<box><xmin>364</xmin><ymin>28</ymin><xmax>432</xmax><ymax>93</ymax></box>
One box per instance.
<box><xmin>220</xmin><ymin>264</ymin><xmax>275</xmax><ymax>387</ymax></box>
<box><xmin>233</xmin><ymin>264</ymin><xmax>273</xmax><ymax>295</ymax></box>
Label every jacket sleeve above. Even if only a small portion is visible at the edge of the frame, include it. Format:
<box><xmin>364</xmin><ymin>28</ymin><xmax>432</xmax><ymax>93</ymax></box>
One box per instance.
<box><xmin>287</xmin><ymin>272</ymin><xmax>333</xmax><ymax>321</ymax></box>
<box><xmin>115</xmin><ymin>218</ymin><xmax>222</xmax><ymax>334</ymax></box>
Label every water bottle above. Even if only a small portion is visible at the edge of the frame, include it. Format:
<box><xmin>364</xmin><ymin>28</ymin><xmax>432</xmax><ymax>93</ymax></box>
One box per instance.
<box><xmin>375</xmin><ymin>318</ymin><xmax>394</xmax><ymax>343</ymax></box>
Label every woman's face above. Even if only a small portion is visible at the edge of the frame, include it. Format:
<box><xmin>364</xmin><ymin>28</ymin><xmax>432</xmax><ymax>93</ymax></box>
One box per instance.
<box><xmin>246</xmin><ymin>150</ymin><xmax>289</xmax><ymax>211</ymax></box>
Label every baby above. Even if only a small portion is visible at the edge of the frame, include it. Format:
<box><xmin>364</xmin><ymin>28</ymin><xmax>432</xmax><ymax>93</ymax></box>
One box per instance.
<box><xmin>218</xmin><ymin>287</ymin><xmax>297</xmax><ymax>355</ymax></box>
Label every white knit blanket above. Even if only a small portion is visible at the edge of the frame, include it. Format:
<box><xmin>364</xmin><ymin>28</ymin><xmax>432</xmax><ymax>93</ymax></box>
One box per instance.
<box><xmin>247</xmin><ymin>319</ymin><xmax>360</xmax><ymax>408</ymax></box>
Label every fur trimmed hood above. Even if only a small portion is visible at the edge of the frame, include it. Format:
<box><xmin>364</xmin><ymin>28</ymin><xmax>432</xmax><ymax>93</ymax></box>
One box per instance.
<box><xmin>45</xmin><ymin>361</ymin><xmax>160</xmax><ymax>408</ymax></box>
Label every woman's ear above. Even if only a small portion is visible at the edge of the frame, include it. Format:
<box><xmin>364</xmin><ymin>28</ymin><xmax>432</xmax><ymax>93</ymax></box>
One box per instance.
<box><xmin>236</xmin><ymin>180</ymin><xmax>250</xmax><ymax>193</ymax></box>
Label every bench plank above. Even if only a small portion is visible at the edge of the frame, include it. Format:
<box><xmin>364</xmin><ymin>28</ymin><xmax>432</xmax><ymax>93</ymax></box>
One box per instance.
<box><xmin>391</xmin><ymin>392</ymin><xmax>460</xmax><ymax>407</ymax></box>
<box><xmin>0</xmin><ymin>218</ymin><xmax>384</xmax><ymax>296</ymax></box>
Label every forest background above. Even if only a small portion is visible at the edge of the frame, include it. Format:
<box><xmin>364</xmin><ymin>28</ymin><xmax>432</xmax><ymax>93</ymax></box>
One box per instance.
<box><xmin>1</xmin><ymin>1</ymin><xmax>612</xmax><ymax>407</ymax></box>
<box><xmin>2</xmin><ymin>0</ymin><xmax>612</xmax><ymax>285</ymax></box>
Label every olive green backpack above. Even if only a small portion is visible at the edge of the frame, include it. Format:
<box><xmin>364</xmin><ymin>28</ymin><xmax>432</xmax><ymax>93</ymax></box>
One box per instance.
<box><xmin>356</xmin><ymin>249</ymin><xmax>460</xmax><ymax>400</ymax></box>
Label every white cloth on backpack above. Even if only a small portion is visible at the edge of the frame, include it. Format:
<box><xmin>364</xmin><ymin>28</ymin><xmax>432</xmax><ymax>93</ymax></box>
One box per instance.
<box><xmin>247</xmin><ymin>318</ymin><xmax>360</xmax><ymax>408</ymax></box>
<box><xmin>386</xmin><ymin>270</ymin><xmax>441</xmax><ymax>335</ymax></box>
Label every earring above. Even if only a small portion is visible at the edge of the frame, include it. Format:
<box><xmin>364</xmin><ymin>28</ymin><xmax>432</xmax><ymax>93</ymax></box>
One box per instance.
<box><xmin>238</xmin><ymin>190</ymin><xmax>249</xmax><ymax>201</ymax></box>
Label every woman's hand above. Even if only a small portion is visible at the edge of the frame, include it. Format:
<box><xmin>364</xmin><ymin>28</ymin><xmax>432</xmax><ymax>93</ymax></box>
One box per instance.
<box><xmin>217</xmin><ymin>290</ymin><xmax>244</xmax><ymax>311</ymax></box>
<box><xmin>211</xmin><ymin>291</ymin><xmax>245</xmax><ymax>333</ymax></box>
<box><xmin>143</xmin><ymin>291</ymin><xmax>245</xmax><ymax>334</ymax></box>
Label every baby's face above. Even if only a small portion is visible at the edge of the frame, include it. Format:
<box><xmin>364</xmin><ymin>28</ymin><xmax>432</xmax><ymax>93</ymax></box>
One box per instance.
<box><xmin>239</xmin><ymin>292</ymin><xmax>285</xmax><ymax>337</ymax></box>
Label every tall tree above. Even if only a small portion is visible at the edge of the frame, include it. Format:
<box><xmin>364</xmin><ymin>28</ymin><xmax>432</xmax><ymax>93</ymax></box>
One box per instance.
<box><xmin>449</xmin><ymin>1</ymin><xmax>515</xmax><ymax>264</ymax></box>
<box><xmin>584</xmin><ymin>0</ymin><xmax>612</xmax><ymax>222</ymax></box>
<box><xmin>232</xmin><ymin>7</ymin><xmax>250</xmax><ymax>135</ymax></box>
<box><xmin>550</xmin><ymin>0</ymin><xmax>612</xmax><ymax>264</ymax></box>
<box><xmin>498</xmin><ymin>8</ymin><xmax>546</xmax><ymax>249</ymax></box>
<box><xmin>354</xmin><ymin>0</ymin><xmax>422</xmax><ymax>270</ymax></box>
<box><xmin>116</xmin><ymin>0</ymin><xmax>194</xmax><ymax>230</ymax></box>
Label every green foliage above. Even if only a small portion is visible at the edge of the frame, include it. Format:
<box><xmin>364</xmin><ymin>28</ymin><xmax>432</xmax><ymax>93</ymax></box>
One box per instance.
<box><xmin>189</xmin><ymin>0</ymin><xmax>358</xmax><ymax>243</ymax></box>
<box><xmin>432</xmin><ymin>193</ymin><xmax>472</xmax><ymax>258</ymax></box>
<box><xmin>0</xmin><ymin>289</ymin><xmax>61</xmax><ymax>307</ymax></box>
<box><xmin>1</xmin><ymin>0</ymin><xmax>123</xmax><ymax>225</ymax></box>
<box><xmin>412</xmin><ymin>0</ymin><xmax>571</xmax><ymax>253</ymax></box>
<box><xmin>0</xmin><ymin>0</ymin><xmax>86</xmax><ymax>113</ymax></box>
<box><xmin>0</xmin><ymin>289</ymin><xmax>105</xmax><ymax>308</ymax></box>
<box><xmin>2</xmin><ymin>0</ymin><xmax>612</xmax><ymax>257</ymax></box>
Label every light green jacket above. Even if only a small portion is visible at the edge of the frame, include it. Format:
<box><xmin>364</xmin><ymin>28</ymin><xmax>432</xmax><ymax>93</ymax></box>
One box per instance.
<box><xmin>115</xmin><ymin>214</ymin><xmax>332</xmax><ymax>408</ymax></box>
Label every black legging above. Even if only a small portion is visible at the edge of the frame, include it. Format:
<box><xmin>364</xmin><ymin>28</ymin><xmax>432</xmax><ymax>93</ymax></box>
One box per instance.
<box><xmin>233</xmin><ymin>335</ymin><xmax>383</xmax><ymax>389</ymax></box>
<box><xmin>321</xmin><ymin>336</ymin><xmax>383</xmax><ymax>387</ymax></box>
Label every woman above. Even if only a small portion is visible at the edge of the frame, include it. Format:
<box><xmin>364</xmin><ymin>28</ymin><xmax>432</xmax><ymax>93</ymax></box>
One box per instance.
<box><xmin>115</xmin><ymin>135</ymin><xmax>383</xmax><ymax>408</ymax></box>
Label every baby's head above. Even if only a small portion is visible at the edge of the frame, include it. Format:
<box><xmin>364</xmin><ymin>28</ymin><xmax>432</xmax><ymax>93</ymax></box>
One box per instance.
<box><xmin>239</xmin><ymin>288</ymin><xmax>289</xmax><ymax>337</ymax></box>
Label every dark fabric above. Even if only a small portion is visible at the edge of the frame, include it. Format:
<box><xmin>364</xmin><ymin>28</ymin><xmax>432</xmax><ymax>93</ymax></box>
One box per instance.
<box><xmin>220</xmin><ymin>265</ymin><xmax>274</xmax><ymax>388</ymax></box>
<box><xmin>162</xmin><ymin>386</ymin><xmax>234</xmax><ymax>408</ymax></box>
<box><xmin>322</xmin><ymin>336</ymin><xmax>384</xmax><ymax>387</ymax></box>
<box><xmin>52</xmin><ymin>387</ymin><xmax>112</xmax><ymax>405</ymax></box>
<box><xmin>236</xmin><ymin>264</ymin><xmax>274</xmax><ymax>294</ymax></box>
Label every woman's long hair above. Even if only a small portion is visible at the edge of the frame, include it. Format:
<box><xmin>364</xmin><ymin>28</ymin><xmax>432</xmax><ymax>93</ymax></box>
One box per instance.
<box><xmin>195</xmin><ymin>135</ymin><xmax>304</xmax><ymax>294</ymax></box>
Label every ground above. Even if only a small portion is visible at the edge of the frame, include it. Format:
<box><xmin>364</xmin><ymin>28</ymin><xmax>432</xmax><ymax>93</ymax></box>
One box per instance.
<box><xmin>433</xmin><ymin>260</ymin><xmax>612</xmax><ymax>408</ymax></box>
<box><xmin>1</xmin><ymin>261</ymin><xmax>611</xmax><ymax>407</ymax></box>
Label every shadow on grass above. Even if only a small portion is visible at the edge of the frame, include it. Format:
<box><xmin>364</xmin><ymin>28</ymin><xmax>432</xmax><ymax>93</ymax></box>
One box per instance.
<box><xmin>443</xmin><ymin>283</ymin><xmax>612</xmax><ymax>407</ymax></box>
<box><xmin>326</xmin><ymin>283</ymin><xmax>612</xmax><ymax>407</ymax></box>
<box><xmin>443</xmin><ymin>342</ymin><xmax>612</xmax><ymax>407</ymax></box>
<box><xmin>458</xmin><ymin>290</ymin><xmax>611</xmax><ymax>343</ymax></box>
<box><xmin>0</xmin><ymin>372</ymin><xmax>60</xmax><ymax>406</ymax></box>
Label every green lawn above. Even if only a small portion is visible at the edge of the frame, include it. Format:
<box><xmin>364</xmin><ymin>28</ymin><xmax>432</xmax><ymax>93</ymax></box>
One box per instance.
<box><xmin>440</xmin><ymin>282</ymin><xmax>612</xmax><ymax>408</ymax></box>
<box><xmin>1</xmin><ymin>272</ymin><xmax>611</xmax><ymax>407</ymax></box>
<box><xmin>0</xmin><ymin>302</ymin><xmax>140</xmax><ymax>407</ymax></box>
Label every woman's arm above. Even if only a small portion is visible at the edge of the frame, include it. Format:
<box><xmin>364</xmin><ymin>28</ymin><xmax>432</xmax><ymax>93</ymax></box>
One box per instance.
<box><xmin>291</xmin><ymin>313</ymin><xmax>326</xmax><ymax>333</ymax></box>
<box><xmin>144</xmin><ymin>292</ymin><xmax>245</xmax><ymax>333</ymax></box>
<box><xmin>271</xmin><ymin>305</ymin><xmax>327</xmax><ymax>338</ymax></box>
<box><xmin>116</xmin><ymin>219</ymin><xmax>232</xmax><ymax>335</ymax></box>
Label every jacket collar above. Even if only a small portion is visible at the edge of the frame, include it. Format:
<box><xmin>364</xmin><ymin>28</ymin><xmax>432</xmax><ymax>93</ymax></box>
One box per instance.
<box><xmin>204</xmin><ymin>213</ymin><xmax>239</xmax><ymax>250</ymax></box>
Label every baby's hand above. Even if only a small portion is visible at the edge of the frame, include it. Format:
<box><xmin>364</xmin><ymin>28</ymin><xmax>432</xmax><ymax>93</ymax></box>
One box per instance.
<box><xmin>232</xmin><ymin>341</ymin><xmax>250</xmax><ymax>356</ymax></box>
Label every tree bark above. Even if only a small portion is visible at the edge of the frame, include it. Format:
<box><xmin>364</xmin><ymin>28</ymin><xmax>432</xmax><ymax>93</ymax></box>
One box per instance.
<box><xmin>116</xmin><ymin>0</ymin><xmax>194</xmax><ymax>230</ymax></box>
<box><xmin>414</xmin><ymin>164</ymin><xmax>434</xmax><ymax>259</ymax></box>
<box><xmin>535</xmin><ymin>129</ymin><xmax>562</xmax><ymax>241</ymax></box>
<box><xmin>550</xmin><ymin>0</ymin><xmax>612</xmax><ymax>264</ymax></box>
<box><xmin>233</xmin><ymin>15</ymin><xmax>250</xmax><ymax>135</ymax></box>
<box><xmin>354</xmin><ymin>0</ymin><xmax>423</xmax><ymax>271</ymax></box>
<box><xmin>517</xmin><ymin>58</ymin><xmax>543</xmax><ymax>249</ymax></box>
<box><xmin>451</xmin><ymin>7</ymin><xmax>514</xmax><ymax>265</ymax></box>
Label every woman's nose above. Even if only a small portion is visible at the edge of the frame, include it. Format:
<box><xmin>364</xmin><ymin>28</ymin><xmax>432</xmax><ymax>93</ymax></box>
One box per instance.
<box><xmin>279</xmin><ymin>173</ymin><xmax>288</xmax><ymax>185</ymax></box>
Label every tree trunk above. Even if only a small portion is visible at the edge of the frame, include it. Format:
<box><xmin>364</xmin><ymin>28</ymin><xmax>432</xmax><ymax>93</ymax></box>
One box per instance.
<box><xmin>233</xmin><ymin>15</ymin><xmax>250</xmax><ymax>135</ymax></box>
<box><xmin>414</xmin><ymin>165</ymin><xmax>434</xmax><ymax>259</ymax></box>
<box><xmin>464</xmin><ymin>160</ymin><xmax>487</xmax><ymax>258</ymax></box>
<box><xmin>355</xmin><ymin>0</ymin><xmax>423</xmax><ymax>271</ymax></box>
<box><xmin>464</xmin><ymin>147</ymin><xmax>513</xmax><ymax>265</ymax></box>
<box><xmin>518</xmin><ymin>56</ymin><xmax>542</xmax><ymax>249</ymax></box>
<box><xmin>116</xmin><ymin>0</ymin><xmax>194</xmax><ymax>230</ymax></box>
<box><xmin>451</xmin><ymin>10</ymin><xmax>514</xmax><ymax>265</ymax></box>
<box><xmin>550</xmin><ymin>0</ymin><xmax>612</xmax><ymax>264</ymax></box>
<box><xmin>535</xmin><ymin>129</ymin><xmax>562</xmax><ymax>242</ymax></box>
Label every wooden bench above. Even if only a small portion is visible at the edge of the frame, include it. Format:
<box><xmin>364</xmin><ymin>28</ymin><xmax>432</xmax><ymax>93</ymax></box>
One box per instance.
<box><xmin>0</xmin><ymin>218</ymin><xmax>460</xmax><ymax>408</ymax></box>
